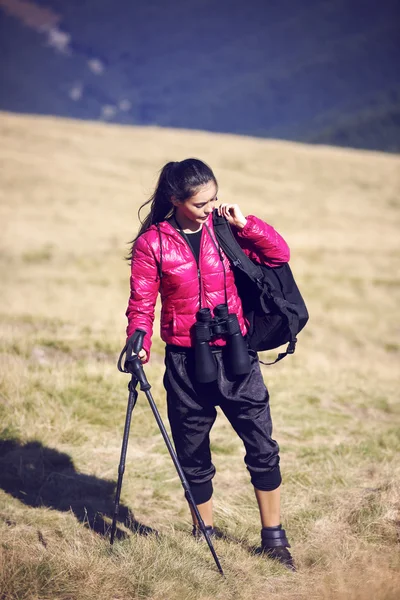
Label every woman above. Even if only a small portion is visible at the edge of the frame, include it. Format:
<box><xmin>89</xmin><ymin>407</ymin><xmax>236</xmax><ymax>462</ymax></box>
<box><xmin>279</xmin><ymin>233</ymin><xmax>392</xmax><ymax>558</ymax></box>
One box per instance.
<box><xmin>126</xmin><ymin>158</ymin><xmax>295</xmax><ymax>570</ymax></box>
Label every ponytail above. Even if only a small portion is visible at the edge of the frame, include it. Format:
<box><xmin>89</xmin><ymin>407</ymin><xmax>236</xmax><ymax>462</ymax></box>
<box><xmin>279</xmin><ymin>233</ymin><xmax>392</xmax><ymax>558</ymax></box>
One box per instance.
<box><xmin>126</xmin><ymin>158</ymin><xmax>217</xmax><ymax>261</ymax></box>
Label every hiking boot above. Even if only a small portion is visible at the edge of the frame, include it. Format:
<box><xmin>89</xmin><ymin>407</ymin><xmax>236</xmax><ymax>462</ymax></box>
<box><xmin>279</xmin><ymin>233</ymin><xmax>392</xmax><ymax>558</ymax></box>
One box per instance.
<box><xmin>191</xmin><ymin>524</ymin><xmax>216</xmax><ymax>541</ymax></box>
<box><xmin>259</xmin><ymin>525</ymin><xmax>296</xmax><ymax>571</ymax></box>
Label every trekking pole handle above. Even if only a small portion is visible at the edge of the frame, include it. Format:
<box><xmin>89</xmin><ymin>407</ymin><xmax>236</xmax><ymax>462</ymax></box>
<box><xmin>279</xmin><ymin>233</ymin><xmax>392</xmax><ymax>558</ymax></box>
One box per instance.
<box><xmin>118</xmin><ymin>329</ymin><xmax>146</xmax><ymax>373</ymax></box>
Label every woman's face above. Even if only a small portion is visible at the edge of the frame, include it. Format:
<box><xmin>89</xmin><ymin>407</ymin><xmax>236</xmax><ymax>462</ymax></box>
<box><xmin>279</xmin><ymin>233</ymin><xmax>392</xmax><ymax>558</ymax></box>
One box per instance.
<box><xmin>174</xmin><ymin>180</ymin><xmax>218</xmax><ymax>230</ymax></box>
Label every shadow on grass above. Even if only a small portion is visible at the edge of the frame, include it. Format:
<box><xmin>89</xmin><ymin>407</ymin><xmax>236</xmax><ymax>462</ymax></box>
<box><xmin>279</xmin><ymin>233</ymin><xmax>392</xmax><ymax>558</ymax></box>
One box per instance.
<box><xmin>0</xmin><ymin>438</ymin><xmax>157</xmax><ymax>540</ymax></box>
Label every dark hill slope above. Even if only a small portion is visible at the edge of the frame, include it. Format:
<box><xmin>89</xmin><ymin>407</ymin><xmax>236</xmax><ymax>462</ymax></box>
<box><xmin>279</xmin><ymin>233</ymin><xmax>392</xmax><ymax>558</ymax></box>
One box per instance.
<box><xmin>0</xmin><ymin>0</ymin><xmax>399</xmax><ymax>151</ymax></box>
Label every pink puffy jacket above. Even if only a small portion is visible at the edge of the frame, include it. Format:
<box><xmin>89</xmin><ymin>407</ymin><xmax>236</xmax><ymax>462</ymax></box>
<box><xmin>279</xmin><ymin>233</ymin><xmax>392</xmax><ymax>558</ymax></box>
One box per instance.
<box><xmin>126</xmin><ymin>213</ymin><xmax>290</xmax><ymax>360</ymax></box>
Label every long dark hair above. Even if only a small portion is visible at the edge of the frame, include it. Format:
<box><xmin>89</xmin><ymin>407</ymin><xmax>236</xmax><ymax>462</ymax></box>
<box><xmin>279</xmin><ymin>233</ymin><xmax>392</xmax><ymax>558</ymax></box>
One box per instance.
<box><xmin>127</xmin><ymin>158</ymin><xmax>217</xmax><ymax>259</ymax></box>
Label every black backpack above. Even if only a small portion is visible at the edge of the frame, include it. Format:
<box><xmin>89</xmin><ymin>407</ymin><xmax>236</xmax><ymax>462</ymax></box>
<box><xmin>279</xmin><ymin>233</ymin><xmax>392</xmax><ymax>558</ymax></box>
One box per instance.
<box><xmin>212</xmin><ymin>211</ymin><xmax>309</xmax><ymax>364</ymax></box>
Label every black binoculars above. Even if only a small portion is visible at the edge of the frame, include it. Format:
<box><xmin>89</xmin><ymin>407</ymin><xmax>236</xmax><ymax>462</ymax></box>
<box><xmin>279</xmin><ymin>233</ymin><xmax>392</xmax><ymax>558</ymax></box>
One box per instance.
<box><xmin>194</xmin><ymin>304</ymin><xmax>251</xmax><ymax>383</ymax></box>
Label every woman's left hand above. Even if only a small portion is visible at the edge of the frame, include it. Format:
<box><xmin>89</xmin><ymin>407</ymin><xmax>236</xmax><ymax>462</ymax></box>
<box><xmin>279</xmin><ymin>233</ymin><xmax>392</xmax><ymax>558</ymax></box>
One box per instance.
<box><xmin>217</xmin><ymin>203</ymin><xmax>247</xmax><ymax>229</ymax></box>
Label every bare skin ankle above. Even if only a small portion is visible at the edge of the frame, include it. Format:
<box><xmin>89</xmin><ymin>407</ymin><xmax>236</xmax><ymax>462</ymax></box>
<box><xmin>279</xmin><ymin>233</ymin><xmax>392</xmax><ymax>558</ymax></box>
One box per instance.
<box><xmin>254</xmin><ymin>485</ymin><xmax>281</xmax><ymax>528</ymax></box>
<box><xmin>189</xmin><ymin>498</ymin><xmax>213</xmax><ymax>528</ymax></box>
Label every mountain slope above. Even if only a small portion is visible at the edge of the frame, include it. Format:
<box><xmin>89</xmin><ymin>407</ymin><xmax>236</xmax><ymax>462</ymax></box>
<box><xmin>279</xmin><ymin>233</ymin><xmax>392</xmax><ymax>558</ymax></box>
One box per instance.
<box><xmin>0</xmin><ymin>0</ymin><xmax>399</xmax><ymax>151</ymax></box>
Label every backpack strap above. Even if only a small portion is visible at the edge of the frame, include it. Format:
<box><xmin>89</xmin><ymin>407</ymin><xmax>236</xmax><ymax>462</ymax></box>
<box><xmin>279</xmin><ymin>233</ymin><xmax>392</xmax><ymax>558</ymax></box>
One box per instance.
<box><xmin>212</xmin><ymin>211</ymin><xmax>266</xmax><ymax>285</ymax></box>
<box><xmin>258</xmin><ymin>338</ymin><xmax>297</xmax><ymax>366</ymax></box>
<box><xmin>258</xmin><ymin>294</ymin><xmax>299</xmax><ymax>365</ymax></box>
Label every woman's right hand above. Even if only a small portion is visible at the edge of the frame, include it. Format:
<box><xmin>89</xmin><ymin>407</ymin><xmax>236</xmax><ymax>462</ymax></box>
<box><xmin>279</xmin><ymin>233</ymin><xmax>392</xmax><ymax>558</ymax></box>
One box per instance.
<box><xmin>138</xmin><ymin>349</ymin><xmax>147</xmax><ymax>363</ymax></box>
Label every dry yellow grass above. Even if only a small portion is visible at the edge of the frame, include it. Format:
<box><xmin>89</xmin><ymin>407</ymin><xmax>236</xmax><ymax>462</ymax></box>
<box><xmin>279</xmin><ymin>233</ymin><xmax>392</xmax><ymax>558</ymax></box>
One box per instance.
<box><xmin>0</xmin><ymin>111</ymin><xmax>399</xmax><ymax>599</ymax></box>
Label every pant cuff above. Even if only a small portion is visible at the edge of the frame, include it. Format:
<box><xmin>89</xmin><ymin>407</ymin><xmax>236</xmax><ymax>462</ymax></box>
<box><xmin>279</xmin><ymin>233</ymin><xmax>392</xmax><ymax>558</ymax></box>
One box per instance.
<box><xmin>251</xmin><ymin>466</ymin><xmax>282</xmax><ymax>491</ymax></box>
<box><xmin>189</xmin><ymin>480</ymin><xmax>213</xmax><ymax>504</ymax></box>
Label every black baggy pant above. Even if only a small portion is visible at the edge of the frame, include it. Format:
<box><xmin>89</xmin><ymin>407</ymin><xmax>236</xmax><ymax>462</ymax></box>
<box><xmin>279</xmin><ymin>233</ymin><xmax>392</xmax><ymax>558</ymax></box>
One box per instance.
<box><xmin>163</xmin><ymin>345</ymin><xmax>281</xmax><ymax>504</ymax></box>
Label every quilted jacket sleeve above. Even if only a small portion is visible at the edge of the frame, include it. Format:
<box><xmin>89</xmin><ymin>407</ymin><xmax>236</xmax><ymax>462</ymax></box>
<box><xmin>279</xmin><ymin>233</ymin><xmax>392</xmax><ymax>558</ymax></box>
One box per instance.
<box><xmin>234</xmin><ymin>215</ymin><xmax>290</xmax><ymax>266</ymax></box>
<box><xmin>125</xmin><ymin>234</ymin><xmax>160</xmax><ymax>361</ymax></box>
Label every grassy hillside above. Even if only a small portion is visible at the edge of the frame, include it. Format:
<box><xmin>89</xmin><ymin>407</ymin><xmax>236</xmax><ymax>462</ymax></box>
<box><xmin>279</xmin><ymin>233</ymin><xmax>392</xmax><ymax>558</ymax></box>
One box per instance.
<box><xmin>0</xmin><ymin>111</ymin><xmax>399</xmax><ymax>599</ymax></box>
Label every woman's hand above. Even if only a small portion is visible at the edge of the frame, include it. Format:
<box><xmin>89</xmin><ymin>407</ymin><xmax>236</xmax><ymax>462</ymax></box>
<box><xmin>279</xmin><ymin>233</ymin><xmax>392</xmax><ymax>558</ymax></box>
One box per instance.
<box><xmin>217</xmin><ymin>203</ymin><xmax>247</xmax><ymax>229</ymax></box>
<box><xmin>138</xmin><ymin>349</ymin><xmax>147</xmax><ymax>363</ymax></box>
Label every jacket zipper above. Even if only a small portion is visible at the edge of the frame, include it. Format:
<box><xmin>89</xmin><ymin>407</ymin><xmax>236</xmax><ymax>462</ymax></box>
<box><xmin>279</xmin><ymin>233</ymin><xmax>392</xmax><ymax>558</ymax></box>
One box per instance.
<box><xmin>190</xmin><ymin>231</ymin><xmax>203</xmax><ymax>309</ymax></box>
<box><xmin>171</xmin><ymin>218</ymin><xmax>204</xmax><ymax>309</ymax></box>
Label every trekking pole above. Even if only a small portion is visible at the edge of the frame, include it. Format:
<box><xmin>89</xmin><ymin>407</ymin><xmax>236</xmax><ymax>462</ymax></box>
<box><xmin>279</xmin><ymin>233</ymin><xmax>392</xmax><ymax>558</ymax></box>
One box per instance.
<box><xmin>110</xmin><ymin>330</ymin><xmax>224</xmax><ymax>576</ymax></box>
<box><xmin>110</xmin><ymin>374</ymin><xmax>139</xmax><ymax>544</ymax></box>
